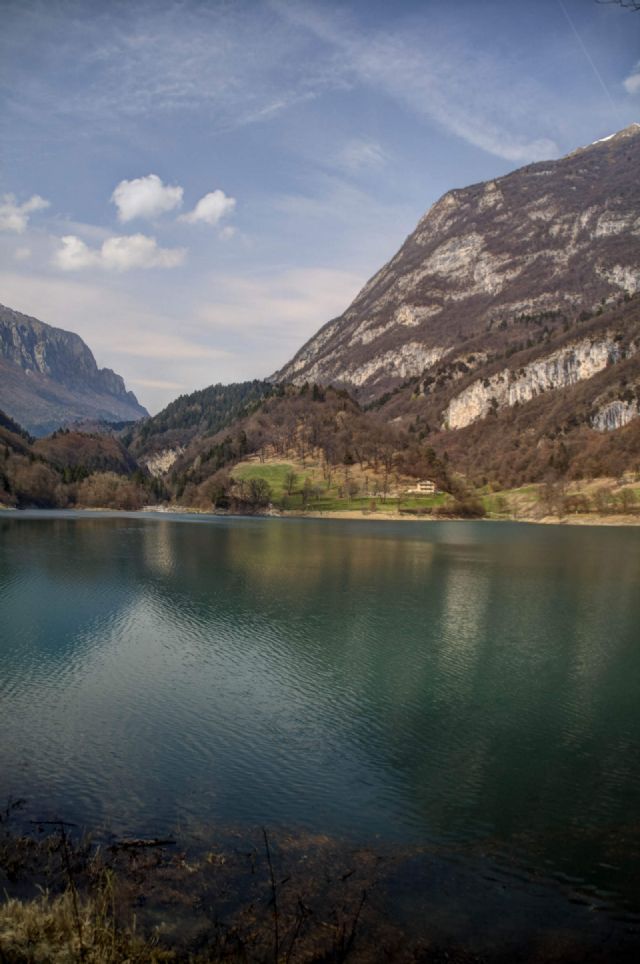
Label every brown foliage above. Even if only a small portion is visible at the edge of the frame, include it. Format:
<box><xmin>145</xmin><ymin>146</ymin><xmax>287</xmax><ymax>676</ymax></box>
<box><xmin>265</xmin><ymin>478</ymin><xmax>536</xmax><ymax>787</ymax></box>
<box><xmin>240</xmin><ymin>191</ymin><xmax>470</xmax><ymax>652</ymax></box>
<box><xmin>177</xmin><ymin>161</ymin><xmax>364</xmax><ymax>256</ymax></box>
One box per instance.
<box><xmin>76</xmin><ymin>473</ymin><xmax>145</xmax><ymax>510</ymax></box>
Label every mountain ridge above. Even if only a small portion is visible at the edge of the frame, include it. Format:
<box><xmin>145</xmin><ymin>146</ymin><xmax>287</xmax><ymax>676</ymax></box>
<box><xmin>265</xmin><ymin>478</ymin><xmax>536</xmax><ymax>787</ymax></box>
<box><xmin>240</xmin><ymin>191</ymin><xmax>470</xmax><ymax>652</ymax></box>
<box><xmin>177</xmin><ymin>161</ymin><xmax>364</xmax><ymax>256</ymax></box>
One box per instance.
<box><xmin>274</xmin><ymin>123</ymin><xmax>640</xmax><ymax>399</ymax></box>
<box><xmin>0</xmin><ymin>304</ymin><xmax>148</xmax><ymax>435</ymax></box>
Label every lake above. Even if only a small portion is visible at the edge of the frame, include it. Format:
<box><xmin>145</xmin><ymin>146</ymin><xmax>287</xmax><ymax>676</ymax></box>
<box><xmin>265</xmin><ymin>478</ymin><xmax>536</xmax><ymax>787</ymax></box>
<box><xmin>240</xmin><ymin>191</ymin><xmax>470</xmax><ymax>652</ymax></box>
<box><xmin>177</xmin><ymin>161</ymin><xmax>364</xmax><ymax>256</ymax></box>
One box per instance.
<box><xmin>2</xmin><ymin>510</ymin><xmax>640</xmax><ymax>928</ymax></box>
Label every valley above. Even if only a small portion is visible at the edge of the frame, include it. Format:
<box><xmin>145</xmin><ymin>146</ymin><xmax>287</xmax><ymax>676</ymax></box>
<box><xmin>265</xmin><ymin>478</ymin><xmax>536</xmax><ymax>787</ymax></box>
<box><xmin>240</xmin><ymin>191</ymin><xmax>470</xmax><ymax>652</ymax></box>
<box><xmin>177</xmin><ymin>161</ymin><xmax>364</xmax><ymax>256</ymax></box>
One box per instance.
<box><xmin>2</xmin><ymin>128</ymin><xmax>640</xmax><ymax>524</ymax></box>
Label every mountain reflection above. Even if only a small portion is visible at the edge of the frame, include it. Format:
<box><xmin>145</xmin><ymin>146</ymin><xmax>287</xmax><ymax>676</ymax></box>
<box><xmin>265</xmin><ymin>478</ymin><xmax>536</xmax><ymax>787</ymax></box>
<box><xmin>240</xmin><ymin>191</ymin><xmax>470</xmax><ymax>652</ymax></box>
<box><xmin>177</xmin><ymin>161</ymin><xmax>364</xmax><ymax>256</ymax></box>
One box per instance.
<box><xmin>1</xmin><ymin>513</ymin><xmax>640</xmax><ymax>909</ymax></box>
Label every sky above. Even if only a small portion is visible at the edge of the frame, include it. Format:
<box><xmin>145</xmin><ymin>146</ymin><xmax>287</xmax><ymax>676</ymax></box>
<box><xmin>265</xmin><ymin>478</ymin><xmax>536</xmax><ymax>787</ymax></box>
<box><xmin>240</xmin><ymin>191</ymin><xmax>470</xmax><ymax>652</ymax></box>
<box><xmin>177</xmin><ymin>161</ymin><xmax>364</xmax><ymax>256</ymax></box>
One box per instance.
<box><xmin>1</xmin><ymin>0</ymin><xmax>639</xmax><ymax>413</ymax></box>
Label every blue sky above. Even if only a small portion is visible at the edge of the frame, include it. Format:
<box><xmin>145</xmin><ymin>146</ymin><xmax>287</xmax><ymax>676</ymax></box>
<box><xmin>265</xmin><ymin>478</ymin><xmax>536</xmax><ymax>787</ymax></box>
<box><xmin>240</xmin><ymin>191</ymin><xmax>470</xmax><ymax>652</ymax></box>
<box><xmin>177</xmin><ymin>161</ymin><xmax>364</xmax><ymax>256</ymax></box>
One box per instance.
<box><xmin>1</xmin><ymin>0</ymin><xmax>639</xmax><ymax>412</ymax></box>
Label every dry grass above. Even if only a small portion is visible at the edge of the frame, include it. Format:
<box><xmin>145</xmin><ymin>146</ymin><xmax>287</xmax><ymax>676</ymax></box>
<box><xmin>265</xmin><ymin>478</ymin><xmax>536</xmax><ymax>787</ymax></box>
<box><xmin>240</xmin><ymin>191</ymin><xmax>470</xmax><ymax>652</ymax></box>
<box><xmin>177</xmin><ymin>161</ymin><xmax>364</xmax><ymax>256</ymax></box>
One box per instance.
<box><xmin>0</xmin><ymin>887</ymin><xmax>173</xmax><ymax>962</ymax></box>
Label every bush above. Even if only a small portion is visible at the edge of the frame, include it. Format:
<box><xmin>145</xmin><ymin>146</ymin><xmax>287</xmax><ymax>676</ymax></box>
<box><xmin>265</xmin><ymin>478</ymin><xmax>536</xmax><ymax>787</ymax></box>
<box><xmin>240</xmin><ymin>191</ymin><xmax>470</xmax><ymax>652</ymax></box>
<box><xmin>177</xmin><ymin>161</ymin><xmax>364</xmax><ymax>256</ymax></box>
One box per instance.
<box><xmin>436</xmin><ymin>498</ymin><xmax>486</xmax><ymax>519</ymax></box>
<box><xmin>76</xmin><ymin>473</ymin><xmax>145</xmax><ymax>510</ymax></box>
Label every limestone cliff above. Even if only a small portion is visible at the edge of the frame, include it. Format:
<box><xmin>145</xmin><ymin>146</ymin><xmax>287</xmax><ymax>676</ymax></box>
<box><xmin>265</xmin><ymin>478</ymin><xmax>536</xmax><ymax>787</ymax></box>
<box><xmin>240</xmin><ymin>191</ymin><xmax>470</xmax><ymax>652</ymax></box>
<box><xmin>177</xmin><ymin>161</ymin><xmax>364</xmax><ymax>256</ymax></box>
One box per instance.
<box><xmin>444</xmin><ymin>334</ymin><xmax>635</xmax><ymax>430</ymax></box>
<box><xmin>591</xmin><ymin>397</ymin><xmax>640</xmax><ymax>432</ymax></box>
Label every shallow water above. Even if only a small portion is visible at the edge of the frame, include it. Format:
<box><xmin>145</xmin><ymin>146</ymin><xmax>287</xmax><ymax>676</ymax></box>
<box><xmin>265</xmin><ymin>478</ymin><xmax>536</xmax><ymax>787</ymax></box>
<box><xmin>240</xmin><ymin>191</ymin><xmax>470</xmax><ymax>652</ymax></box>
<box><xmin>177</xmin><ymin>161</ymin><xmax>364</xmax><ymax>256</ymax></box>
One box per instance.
<box><xmin>1</xmin><ymin>511</ymin><xmax>640</xmax><ymax>919</ymax></box>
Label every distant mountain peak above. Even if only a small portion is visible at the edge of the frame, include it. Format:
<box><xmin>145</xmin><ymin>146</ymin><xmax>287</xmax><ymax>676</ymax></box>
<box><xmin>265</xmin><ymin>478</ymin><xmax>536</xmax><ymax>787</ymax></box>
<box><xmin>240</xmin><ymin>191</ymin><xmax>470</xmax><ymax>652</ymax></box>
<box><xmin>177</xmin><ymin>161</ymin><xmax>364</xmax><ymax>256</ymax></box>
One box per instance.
<box><xmin>0</xmin><ymin>304</ymin><xmax>148</xmax><ymax>436</ymax></box>
<box><xmin>579</xmin><ymin>121</ymin><xmax>640</xmax><ymax>150</ymax></box>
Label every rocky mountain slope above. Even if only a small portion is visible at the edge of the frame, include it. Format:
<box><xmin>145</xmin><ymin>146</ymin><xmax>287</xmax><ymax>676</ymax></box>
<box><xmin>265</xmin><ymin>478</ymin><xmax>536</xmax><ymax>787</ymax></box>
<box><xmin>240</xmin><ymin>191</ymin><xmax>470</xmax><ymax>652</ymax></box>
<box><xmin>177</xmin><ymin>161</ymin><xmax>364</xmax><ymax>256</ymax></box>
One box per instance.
<box><xmin>275</xmin><ymin>124</ymin><xmax>640</xmax><ymax>400</ymax></box>
<box><xmin>0</xmin><ymin>304</ymin><xmax>148</xmax><ymax>435</ymax></box>
<box><xmin>377</xmin><ymin>293</ymin><xmax>640</xmax><ymax>486</ymax></box>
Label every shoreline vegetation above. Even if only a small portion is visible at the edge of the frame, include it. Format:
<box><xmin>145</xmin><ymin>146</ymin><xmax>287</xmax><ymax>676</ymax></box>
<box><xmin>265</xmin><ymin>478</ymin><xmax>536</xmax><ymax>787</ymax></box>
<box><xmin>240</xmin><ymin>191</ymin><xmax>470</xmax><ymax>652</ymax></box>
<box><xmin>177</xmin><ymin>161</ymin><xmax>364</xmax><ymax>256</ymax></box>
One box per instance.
<box><xmin>0</xmin><ymin>478</ymin><xmax>640</xmax><ymax>526</ymax></box>
<box><xmin>3</xmin><ymin>377</ymin><xmax>640</xmax><ymax>530</ymax></box>
<box><xmin>3</xmin><ymin>505</ymin><xmax>640</xmax><ymax>527</ymax></box>
<box><xmin>2</xmin><ymin>446</ymin><xmax>640</xmax><ymax>526</ymax></box>
<box><xmin>1</xmin><ymin>809</ymin><xmax>638</xmax><ymax>963</ymax></box>
<box><xmin>2</xmin><ymin>499</ymin><xmax>640</xmax><ymax>527</ymax></box>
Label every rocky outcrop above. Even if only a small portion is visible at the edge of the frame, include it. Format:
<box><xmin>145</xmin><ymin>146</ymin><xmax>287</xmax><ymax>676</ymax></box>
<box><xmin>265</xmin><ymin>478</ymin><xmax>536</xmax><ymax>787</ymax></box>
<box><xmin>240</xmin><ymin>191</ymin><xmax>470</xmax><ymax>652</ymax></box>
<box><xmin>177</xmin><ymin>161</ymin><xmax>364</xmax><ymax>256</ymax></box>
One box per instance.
<box><xmin>141</xmin><ymin>447</ymin><xmax>184</xmax><ymax>477</ymax></box>
<box><xmin>0</xmin><ymin>304</ymin><xmax>148</xmax><ymax>435</ymax></box>
<box><xmin>274</xmin><ymin>124</ymin><xmax>640</xmax><ymax>399</ymax></box>
<box><xmin>444</xmin><ymin>335</ymin><xmax>633</xmax><ymax>429</ymax></box>
<box><xmin>287</xmin><ymin>339</ymin><xmax>445</xmax><ymax>389</ymax></box>
<box><xmin>591</xmin><ymin>397</ymin><xmax>640</xmax><ymax>432</ymax></box>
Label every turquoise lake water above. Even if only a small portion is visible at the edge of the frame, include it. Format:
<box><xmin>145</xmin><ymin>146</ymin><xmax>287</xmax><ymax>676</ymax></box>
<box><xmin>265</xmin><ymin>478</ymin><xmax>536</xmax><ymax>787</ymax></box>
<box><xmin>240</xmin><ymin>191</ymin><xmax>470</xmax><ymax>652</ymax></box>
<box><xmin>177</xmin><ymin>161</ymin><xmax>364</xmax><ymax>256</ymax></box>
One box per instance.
<box><xmin>1</xmin><ymin>511</ymin><xmax>640</xmax><ymax>919</ymax></box>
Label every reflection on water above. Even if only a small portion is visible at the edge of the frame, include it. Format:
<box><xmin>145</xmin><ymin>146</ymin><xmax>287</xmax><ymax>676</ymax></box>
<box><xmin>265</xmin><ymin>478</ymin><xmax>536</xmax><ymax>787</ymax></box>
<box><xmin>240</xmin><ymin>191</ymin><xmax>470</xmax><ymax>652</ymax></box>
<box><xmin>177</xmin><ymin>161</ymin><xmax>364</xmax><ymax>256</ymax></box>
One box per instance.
<box><xmin>1</xmin><ymin>512</ymin><xmax>640</xmax><ymax>916</ymax></box>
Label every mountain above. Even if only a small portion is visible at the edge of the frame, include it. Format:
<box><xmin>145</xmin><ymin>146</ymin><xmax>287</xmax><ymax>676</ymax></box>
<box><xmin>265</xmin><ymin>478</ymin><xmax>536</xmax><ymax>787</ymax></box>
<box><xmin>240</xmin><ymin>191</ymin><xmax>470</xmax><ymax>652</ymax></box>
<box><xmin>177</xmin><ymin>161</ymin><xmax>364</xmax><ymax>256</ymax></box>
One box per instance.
<box><xmin>274</xmin><ymin>124</ymin><xmax>640</xmax><ymax>401</ymax></box>
<box><xmin>0</xmin><ymin>304</ymin><xmax>148</xmax><ymax>436</ymax></box>
<box><xmin>122</xmin><ymin>379</ymin><xmax>273</xmax><ymax>475</ymax></box>
<box><xmin>376</xmin><ymin>293</ymin><xmax>640</xmax><ymax>487</ymax></box>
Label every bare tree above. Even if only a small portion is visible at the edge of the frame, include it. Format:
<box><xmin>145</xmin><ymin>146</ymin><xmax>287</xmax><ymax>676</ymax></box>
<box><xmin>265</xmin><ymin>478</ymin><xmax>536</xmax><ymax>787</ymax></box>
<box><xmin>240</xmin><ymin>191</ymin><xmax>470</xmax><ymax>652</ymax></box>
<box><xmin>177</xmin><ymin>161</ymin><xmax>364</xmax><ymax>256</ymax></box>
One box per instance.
<box><xmin>284</xmin><ymin>470</ymin><xmax>298</xmax><ymax>495</ymax></box>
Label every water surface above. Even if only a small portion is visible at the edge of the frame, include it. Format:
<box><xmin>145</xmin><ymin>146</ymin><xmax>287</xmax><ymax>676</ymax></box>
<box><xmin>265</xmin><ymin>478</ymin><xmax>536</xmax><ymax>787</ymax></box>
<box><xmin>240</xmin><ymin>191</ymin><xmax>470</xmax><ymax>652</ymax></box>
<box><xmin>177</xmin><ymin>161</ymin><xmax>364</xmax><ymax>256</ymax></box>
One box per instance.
<box><xmin>1</xmin><ymin>511</ymin><xmax>640</xmax><ymax>919</ymax></box>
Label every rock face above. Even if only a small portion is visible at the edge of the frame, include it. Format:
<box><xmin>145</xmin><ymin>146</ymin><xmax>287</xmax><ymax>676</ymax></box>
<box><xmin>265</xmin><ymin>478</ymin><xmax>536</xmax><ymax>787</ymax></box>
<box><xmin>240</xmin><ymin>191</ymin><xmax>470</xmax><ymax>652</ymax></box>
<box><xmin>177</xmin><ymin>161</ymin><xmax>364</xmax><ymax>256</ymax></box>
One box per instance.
<box><xmin>591</xmin><ymin>398</ymin><xmax>640</xmax><ymax>432</ymax></box>
<box><xmin>274</xmin><ymin>124</ymin><xmax>640</xmax><ymax>398</ymax></box>
<box><xmin>590</xmin><ymin>369</ymin><xmax>640</xmax><ymax>433</ymax></box>
<box><xmin>444</xmin><ymin>334</ymin><xmax>634</xmax><ymax>430</ymax></box>
<box><xmin>0</xmin><ymin>304</ymin><xmax>148</xmax><ymax>435</ymax></box>
<box><xmin>141</xmin><ymin>447</ymin><xmax>184</xmax><ymax>477</ymax></box>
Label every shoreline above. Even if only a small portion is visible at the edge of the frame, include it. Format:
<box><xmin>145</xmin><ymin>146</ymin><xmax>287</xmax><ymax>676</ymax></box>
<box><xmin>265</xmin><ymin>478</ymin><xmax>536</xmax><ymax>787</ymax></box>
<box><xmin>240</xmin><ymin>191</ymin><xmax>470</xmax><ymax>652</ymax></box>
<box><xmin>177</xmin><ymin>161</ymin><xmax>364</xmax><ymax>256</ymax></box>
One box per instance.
<box><xmin>3</xmin><ymin>503</ymin><xmax>640</xmax><ymax>526</ymax></box>
<box><xmin>2</xmin><ymin>817</ymin><xmax>638</xmax><ymax>963</ymax></box>
<box><xmin>283</xmin><ymin>508</ymin><xmax>640</xmax><ymax>526</ymax></box>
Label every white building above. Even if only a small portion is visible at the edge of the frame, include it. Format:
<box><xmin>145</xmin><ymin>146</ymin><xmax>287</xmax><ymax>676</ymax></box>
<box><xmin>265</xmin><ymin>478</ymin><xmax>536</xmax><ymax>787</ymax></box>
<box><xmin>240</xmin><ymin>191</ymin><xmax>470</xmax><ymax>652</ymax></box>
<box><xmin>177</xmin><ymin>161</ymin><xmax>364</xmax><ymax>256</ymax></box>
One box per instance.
<box><xmin>406</xmin><ymin>479</ymin><xmax>437</xmax><ymax>495</ymax></box>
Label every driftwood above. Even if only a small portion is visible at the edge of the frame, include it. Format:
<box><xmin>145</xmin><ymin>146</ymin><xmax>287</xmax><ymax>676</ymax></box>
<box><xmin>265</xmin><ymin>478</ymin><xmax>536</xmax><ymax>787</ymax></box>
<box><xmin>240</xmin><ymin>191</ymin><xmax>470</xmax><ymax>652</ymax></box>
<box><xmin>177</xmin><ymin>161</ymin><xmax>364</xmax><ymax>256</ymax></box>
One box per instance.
<box><xmin>110</xmin><ymin>837</ymin><xmax>176</xmax><ymax>850</ymax></box>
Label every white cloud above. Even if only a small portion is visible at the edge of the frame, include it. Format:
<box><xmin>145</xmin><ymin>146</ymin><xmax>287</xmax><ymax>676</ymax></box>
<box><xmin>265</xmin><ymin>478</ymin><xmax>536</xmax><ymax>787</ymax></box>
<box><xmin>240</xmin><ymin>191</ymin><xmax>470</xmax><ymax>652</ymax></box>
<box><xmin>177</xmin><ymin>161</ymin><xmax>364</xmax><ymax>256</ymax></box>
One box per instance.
<box><xmin>55</xmin><ymin>233</ymin><xmax>186</xmax><ymax>271</ymax></box>
<box><xmin>111</xmin><ymin>174</ymin><xmax>183</xmax><ymax>222</ymax></box>
<box><xmin>101</xmin><ymin>235</ymin><xmax>186</xmax><ymax>270</ymax></box>
<box><xmin>623</xmin><ymin>63</ymin><xmax>640</xmax><ymax>95</ymax></box>
<box><xmin>0</xmin><ymin>194</ymin><xmax>50</xmax><ymax>233</ymax></box>
<box><xmin>180</xmin><ymin>189</ymin><xmax>236</xmax><ymax>225</ymax></box>
<box><xmin>14</xmin><ymin>246</ymin><xmax>31</xmax><ymax>261</ymax></box>
<box><xmin>55</xmin><ymin>235</ymin><xmax>100</xmax><ymax>270</ymax></box>
<box><xmin>129</xmin><ymin>377</ymin><xmax>186</xmax><ymax>391</ymax></box>
<box><xmin>340</xmin><ymin>138</ymin><xmax>387</xmax><ymax>172</ymax></box>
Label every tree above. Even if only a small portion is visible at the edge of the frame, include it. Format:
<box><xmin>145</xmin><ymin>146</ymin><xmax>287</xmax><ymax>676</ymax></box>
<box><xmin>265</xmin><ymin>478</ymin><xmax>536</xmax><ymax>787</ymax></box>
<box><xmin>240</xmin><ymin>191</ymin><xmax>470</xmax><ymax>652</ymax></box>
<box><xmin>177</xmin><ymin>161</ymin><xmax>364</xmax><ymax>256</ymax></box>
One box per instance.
<box><xmin>619</xmin><ymin>488</ymin><xmax>637</xmax><ymax>513</ymax></box>
<box><xmin>248</xmin><ymin>476</ymin><xmax>272</xmax><ymax>507</ymax></box>
<box><xmin>301</xmin><ymin>476</ymin><xmax>314</xmax><ymax>507</ymax></box>
<box><xmin>209</xmin><ymin>470</ymin><xmax>232</xmax><ymax>508</ymax></box>
<box><xmin>284</xmin><ymin>470</ymin><xmax>298</xmax><ymax>495</ymax></box>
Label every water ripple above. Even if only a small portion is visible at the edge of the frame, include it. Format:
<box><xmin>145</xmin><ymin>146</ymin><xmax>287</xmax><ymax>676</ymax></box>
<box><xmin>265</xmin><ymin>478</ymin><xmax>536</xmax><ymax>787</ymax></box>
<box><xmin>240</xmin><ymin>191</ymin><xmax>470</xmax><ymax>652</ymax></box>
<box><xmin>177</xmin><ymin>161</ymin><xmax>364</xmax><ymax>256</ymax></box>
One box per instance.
<box><xmin>1</xmin><ymin>514</ymin><xmax>640</xmax><ymax>919</ymax></box>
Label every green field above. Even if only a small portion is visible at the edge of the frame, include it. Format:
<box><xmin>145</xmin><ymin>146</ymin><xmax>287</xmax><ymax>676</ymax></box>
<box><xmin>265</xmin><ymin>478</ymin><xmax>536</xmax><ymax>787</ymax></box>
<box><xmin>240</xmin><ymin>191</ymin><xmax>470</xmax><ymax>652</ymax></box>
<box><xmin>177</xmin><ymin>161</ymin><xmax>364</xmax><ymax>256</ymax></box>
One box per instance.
<box><xmin>231</xmin><ymin>461</ymin><xmax>298</xmax><ymax>500</ymax></box>
<box><xmin>231</xmin><ymin>461</ymin><xmax>450</xmax><ymax>513</ymax></box>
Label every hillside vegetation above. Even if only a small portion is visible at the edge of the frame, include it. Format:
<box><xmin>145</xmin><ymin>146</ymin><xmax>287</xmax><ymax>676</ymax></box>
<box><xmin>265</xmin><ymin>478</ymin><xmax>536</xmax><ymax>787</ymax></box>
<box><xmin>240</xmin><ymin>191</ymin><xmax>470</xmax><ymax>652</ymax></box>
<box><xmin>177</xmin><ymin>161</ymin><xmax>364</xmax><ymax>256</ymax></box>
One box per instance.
<box><xmin>123</xmin><ymin>379</ymin><xmax>273</xmax><ymax>459</ymax></box>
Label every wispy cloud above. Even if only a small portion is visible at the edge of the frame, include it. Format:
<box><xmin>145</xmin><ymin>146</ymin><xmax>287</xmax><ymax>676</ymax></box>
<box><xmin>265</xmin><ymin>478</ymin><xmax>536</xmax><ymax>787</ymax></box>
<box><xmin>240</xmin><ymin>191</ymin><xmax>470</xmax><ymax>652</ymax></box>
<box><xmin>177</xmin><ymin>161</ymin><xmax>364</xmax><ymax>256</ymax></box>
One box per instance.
<box><xmin>111</xmin><ymin>174</ymin><xmax>183</xmax><ymax>222</ymax></box>
<box><xmin>339</xmin><ymin>138</ymin><xmax>387</xmax><ymax>172</ymax></box>
<box><xmin>274</xmin><ymin>1</ymin><xmax>561</xmax><ymax>162</ymax></box>
<box><xmin>0</xmin><ymin>193</ymin><xmax>49</xmax><ymax>233</ymax></box>
<box><xmin>0</xmin><ymin>1</ymin><xmax>344</xmax><ymax>141</ymax></box>
<box><xmin>55</xmin><ymin>234</ymin><xmax>186</xmax><ymax>271</ymax></box>
<box><xmin>196</xmin><ymin>267</ymin><xmax>365</xmax><ymax>368</ymax></box>
<box><xmin>129</xmin><ymin>377</ymin><xmax>187</xmax><ymax>391</ymax></box>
